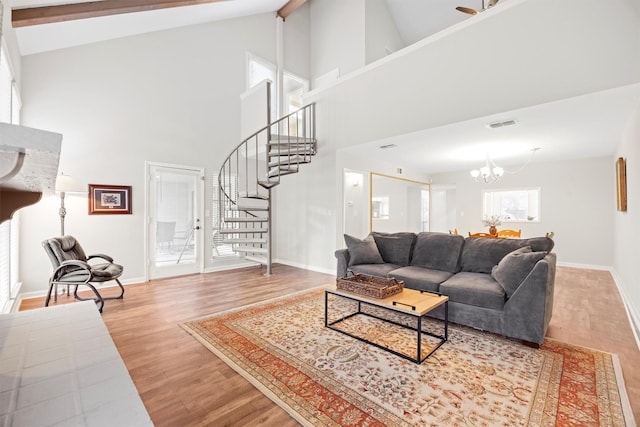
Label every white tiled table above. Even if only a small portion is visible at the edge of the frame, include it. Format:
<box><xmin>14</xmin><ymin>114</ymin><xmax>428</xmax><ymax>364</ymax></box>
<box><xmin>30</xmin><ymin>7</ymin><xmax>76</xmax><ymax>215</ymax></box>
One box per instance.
<box><xmin>0</xmin><ymin>301</ymin><xmax>152</xmax><ymax>427</ymax></box>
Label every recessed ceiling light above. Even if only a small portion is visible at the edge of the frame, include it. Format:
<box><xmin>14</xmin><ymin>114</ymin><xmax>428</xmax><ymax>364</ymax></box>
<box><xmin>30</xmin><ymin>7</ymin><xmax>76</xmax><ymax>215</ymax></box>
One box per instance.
<box><xmin>486</xmin><ymin>119</ymin><xmax>517</xmax><ymax>129</ymax></box>
<box><xmin>379</xmin><ymin>144</ymin><xmax>397</xmax><ymax>149</ymax></box>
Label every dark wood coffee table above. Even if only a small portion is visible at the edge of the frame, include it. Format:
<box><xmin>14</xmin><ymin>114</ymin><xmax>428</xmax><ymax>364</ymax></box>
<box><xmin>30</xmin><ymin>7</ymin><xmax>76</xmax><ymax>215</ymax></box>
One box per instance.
<box><xmin>325</xmin><ymin>286</ymin><xmax>448</xmax><ymax>364</ymax></box>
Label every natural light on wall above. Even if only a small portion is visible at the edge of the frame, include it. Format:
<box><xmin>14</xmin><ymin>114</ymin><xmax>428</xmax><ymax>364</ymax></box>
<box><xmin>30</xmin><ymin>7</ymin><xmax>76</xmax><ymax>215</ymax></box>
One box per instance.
<box><xmin>0</xmin><ymin>39</ymin><xmax>23</xmax><ymax>313</ymax></box>
<box><xmin>482</xmin><ymin>188</ymin><xmax>540</xmax><ymax>222</ymax></box>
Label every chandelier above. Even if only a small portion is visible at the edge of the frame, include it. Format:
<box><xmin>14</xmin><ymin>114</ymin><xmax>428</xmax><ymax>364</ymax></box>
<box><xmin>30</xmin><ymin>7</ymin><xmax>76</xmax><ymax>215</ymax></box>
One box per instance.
<box><xmin>470</xmin><ymin>154</ymin><xmax>504</xmax><ymax>184</ymax></box>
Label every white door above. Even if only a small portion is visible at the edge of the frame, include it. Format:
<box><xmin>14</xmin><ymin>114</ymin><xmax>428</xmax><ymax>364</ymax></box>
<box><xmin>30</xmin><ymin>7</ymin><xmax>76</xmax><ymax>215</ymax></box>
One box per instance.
<box><xmin>146</xmin><ymin>163</ymin><xmax>204</xmax><ymax>279</ymax></box>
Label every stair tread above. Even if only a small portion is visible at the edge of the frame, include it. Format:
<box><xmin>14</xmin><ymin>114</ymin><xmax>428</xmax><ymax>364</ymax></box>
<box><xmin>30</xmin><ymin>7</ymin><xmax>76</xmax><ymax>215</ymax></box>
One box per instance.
<box><xmin>269</xmin><ymin>135</ymin><xmax>316</xmax><ymax>143</ymax></box>
<box><xmin>219</xmin><ymin>228</ymin><xmax>268</xmax><ymax>234</ymax></box>
<box><xmin>268</xmin><ymin>167</ymin><xmax>298</xmax><ymax>178</ymax></box>
<box><xmin>223</xmin><ymin>238</ymin><xmax>267</xmax><ymax>244</ymax></box>
<box><xmin>268</xmin><ymin>157</ymin><xmax>312</xmax><ymax>168</ymax></box>
<box><xmin>239</xmin><ymin>193</ymin><xmax>269</xmax><ymax>200</ymax></box>
<box><xmin>234</xmin><ymin>246</ymin><xmax>268</xmax><ymax>254</ymax></box>
<box><xmin>258</xmin><ymin>180</ymin><xmax>279</xmax><ymax>189</ymax></box>
<box><xmin>223</xmin><ymin>217</ymin><xmax>268</xmax><ymax>222</ymax></box>
<box><xmin>269</xmin><ymin>143</ymin><xmax>316</xmax><ymax>151</ymax></box>
<box><xmin>269</xmin><ymin>147</ymin><xmax>316</xmax><ymax>157</ymax></box>
<box><xmin>230</xmin><ymin>205</ymin><xmax>269</xmax><ymax>211</ymax></box>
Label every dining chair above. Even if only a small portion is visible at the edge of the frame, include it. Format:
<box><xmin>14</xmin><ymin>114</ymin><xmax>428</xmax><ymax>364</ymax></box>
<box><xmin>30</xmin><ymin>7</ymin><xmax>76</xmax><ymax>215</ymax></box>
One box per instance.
<box><xmin>468</xmin><ymin>232</ymin><xmax>496</xmax><ymax>238</ymax></box>
<box><xmin>497</xmin><ymin>229</ymin><xmax>522</xmax><ymax>238</ymax></box>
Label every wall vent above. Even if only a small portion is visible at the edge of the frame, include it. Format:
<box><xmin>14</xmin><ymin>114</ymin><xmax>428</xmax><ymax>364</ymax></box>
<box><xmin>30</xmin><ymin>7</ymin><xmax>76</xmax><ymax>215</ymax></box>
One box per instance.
<box><xmin>487</xmin><ymin>119</ymin><xmax>517</xmax><ymax>129</ymax></box>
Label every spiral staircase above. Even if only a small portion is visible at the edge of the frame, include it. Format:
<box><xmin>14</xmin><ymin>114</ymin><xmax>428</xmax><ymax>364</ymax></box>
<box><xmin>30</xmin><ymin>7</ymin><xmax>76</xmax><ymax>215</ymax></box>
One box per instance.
<box><xmin>216</xmin><ymin>102</ymin><xmax>316</xmax><ymax>275</ymax></box>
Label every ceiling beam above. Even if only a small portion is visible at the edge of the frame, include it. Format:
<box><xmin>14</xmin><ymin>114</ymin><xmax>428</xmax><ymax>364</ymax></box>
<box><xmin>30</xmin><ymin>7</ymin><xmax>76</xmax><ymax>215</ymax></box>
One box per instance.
<box><xmin>12</xmin><ymin>0</ymin><xmax>228</xmax><ymax>28</ymax></box>
<box><xmin>277</xmin><ymin>0</ymin><xmax>307</xmax><ymax>20</ymax></box>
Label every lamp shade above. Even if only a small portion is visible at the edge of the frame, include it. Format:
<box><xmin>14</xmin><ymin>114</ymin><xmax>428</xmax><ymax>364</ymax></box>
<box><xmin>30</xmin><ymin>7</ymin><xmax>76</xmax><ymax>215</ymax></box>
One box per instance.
<box><xmin>55</xmin><ymin>173</ymin><xmax>84</xmax><ymax>193</ymax></box>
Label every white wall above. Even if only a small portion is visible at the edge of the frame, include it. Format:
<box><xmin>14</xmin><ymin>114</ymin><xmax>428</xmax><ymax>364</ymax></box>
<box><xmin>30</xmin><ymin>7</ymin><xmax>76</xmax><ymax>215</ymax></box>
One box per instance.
<box><xmin>282</xmin><ymin>1</ymin><xmax>311</xmax><ymax>79</ymax></box>
<box><xmin>18</xmin><ymin>14</ymin><xmax>280</xmax><ymax>293</ymax></box>
<box><xmin>343</xmin><ymin>170</ymin><xmax>368</xmax><ymax>238</ymax></box>
<box><xmin>306</xmin><ymin>0</ymin><xmax>640</xmax><ymax>149</ymax></box>
<box><xmin>309</xmin><ymin>0</ymin><xmax>365</xmax><ymax>86</ymax></box>
<box><xmin>289</xmin><ymin>0</ymin><xmax>639</xmax><ymax>275</ymax></box>
<box><xmin>613</xmin><ymin>105</ymin><xmax>640</xmax><ymax>339</ymax></box>
<box><xmin>364</xmin><ymin>0</ymin><xmax>405</xmax><ymax>64</ymax></box>
<box><xmin>430</xmin><ymin>156</ymin><xmax>615</xmax><ymax>267</ymax></box>
<box><xmin>1</xmin><ymin>1</ymin><xmax>22</xmax><ymax>90</ymax></box>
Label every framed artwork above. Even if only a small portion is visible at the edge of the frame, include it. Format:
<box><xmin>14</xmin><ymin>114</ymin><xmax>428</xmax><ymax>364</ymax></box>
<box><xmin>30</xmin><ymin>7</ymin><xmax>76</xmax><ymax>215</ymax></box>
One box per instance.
<box><xmin>616</xmin><ymin>157</ymin><xmax>627</xmax><ymax>212</ymax></box>
<box><xmin>88</xmin><ymin>184</ymin><xmax>132</xmax><ymax>214</ymax></box>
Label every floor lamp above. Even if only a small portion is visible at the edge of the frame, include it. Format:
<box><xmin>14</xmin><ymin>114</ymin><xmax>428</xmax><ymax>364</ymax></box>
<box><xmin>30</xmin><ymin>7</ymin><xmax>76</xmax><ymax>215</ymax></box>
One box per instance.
<box><xmin>55</xmin><ymin>172</ymin><xmax>84</xmax><ymax>236</ymax></box>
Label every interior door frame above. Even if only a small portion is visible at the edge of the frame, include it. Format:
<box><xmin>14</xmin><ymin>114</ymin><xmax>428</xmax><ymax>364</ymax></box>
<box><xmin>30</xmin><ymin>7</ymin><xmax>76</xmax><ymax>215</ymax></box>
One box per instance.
<box><xmin>144</xmin><ymin>161</ymin><xmax>205</xmax><ymax>281</ymax></box>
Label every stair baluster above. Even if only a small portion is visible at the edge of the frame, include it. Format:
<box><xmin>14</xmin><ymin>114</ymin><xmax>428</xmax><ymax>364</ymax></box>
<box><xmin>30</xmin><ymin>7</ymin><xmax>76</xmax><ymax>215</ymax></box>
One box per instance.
<box><xmin>217</xmin><ymin>97</ymin><xmax>316</xmax><ymax>275</ymax></box>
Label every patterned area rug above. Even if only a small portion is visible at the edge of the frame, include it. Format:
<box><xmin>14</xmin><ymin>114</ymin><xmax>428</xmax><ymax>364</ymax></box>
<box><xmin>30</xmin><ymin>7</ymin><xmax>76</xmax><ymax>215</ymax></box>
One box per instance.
<box><xmin>181</xmin><ymin>288</ymin><xmax>634</xmax><ymax>426</ymax></box>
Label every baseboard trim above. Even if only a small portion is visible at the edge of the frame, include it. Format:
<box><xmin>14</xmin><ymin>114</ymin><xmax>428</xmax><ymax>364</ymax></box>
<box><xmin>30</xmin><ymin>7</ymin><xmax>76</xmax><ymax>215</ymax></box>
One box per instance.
<box><xmin>609</xmin><ymin>269</ymin><xmax>640</xmax><ymax>352</ymax></box>
<box><xmin>204</xmin><ymin>261</ymin><xmax>260</xmax><ymax>273</ymax></box>
<box><xmin>273</xmin><ymin>258</ymin><xmax>335</xmax><ymax>276</ymax></box>
<box><xmin>556</xmin><ymin>261</ymin><xmax>612</xmax><ymax>270</ymax></box>
<box><xmin>17</xmin><ymin>277</ymin><xmax>146</xmax><ymax>304</ymax></box>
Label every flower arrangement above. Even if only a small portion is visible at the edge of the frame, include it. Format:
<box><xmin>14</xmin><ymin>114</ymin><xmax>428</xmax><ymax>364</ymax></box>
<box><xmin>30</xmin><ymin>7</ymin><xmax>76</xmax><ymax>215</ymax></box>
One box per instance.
<box><xmin>482</xmin><ymin>215</ymin><xmax>502</xmax><ymax>227</ymax></box>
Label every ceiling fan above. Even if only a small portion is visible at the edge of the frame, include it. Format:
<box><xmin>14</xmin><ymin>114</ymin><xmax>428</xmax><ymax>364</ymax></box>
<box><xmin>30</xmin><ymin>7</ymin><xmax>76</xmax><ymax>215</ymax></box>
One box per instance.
<box><xmin>456</xmin><ymin>0</ymin><xmax>499</xmax><ymax>15</ymax></box>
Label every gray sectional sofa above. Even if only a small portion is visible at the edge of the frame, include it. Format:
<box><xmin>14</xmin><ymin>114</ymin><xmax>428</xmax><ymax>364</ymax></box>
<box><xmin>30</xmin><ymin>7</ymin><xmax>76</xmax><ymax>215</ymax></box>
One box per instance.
<box><xmin>335</xmin><ymin>231</ymin><xmax>556</xmax><ymax>346</ymax></box>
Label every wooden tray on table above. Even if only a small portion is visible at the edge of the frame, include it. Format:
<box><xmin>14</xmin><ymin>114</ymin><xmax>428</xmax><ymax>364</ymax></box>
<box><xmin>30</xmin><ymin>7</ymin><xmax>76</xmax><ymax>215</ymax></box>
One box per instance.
<box><xmin>336</xmin><ymin>272</ymin><xmax>404</xmax><ymax>299</ymax></box>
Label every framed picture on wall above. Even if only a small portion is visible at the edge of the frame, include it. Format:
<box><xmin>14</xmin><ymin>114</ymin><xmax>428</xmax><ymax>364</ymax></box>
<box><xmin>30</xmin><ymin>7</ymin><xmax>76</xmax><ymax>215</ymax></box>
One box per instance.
<box><xmin>616</xmin><ymin>157</ymin><xmax>627</xmax><ymax>212</ymax></box>
<box><xmin>89</xmin><ymin>184</ymin><xmax>132</xmax><ymax>214</ymax></box>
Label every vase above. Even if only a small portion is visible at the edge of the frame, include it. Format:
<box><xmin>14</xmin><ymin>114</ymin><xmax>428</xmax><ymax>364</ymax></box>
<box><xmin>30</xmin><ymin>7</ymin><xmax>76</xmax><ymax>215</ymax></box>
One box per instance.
<box><xmin>489</xmin><ymin>226</ymin><xmax>497</xmax><ymax>236</ymax></box>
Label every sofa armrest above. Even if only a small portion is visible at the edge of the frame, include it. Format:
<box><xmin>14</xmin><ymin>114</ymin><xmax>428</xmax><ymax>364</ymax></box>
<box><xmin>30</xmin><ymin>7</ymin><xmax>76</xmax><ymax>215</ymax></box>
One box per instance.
<box><xmin>335</xmin><ymin>249</ymin><xmax>350</xmax><ymax>278</ymax></box>
<box><xmin>504</xmin><ymin>252</ymin><xmax>556</xmax><ymax>344</ymax></box>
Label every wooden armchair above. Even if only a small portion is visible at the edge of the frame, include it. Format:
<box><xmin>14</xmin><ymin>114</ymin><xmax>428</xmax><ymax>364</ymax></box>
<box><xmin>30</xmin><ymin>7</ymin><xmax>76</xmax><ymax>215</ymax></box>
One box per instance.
<box><xmin>497</xmin><ymin>229</ymin><xmax>521</xmax><ymax>238</ymax></box>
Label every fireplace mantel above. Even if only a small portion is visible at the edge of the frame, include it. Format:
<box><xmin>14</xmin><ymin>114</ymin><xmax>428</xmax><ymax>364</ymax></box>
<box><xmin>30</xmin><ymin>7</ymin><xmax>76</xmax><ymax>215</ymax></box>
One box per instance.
<box><xmin>0</xmin><ymin>123</ymin><xmax>62</xmax><ymax>223</ymax></box>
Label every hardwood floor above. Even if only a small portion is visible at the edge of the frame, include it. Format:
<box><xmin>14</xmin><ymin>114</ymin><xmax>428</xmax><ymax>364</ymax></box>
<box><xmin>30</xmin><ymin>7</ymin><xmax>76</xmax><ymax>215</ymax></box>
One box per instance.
<box><xmin>20</xmin><ymin>264</ymin><xmax>640</xmax><ymax>426</ymax></box>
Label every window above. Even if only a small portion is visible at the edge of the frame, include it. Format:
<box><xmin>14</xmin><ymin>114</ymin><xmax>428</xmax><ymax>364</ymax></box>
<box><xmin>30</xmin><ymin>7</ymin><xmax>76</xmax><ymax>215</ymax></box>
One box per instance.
<box><xmin>247</xmin><ymin>53</ymin><xmax>277</xmax><ymax>121</ymax></box>
<box><xmin>247</xmin><ymin>54</ymin><xmax>310</xmax><ymax>124</ymax></box>
<box><xmin>0</xmin><ymin>43</ymin><xmax>22</xmax><ymax>313</ymax></box>
<box><xmin>482</xmin><ymin>188</ymin><xmax>540</xmax><ymax>222</ymax></box>
<box><xmin>0</xmin><ymin>212</ymin><xmax>20</xmax><ymax>312</ymax></box>
<box><xmin>211</xmin><ymin>174</ymin><xmax>238</xmax><ymax>258</ymax></box>
<box><xmin>371</xmin><ymin>197</ymin><xmax>389</xmax><ymax>219</ymax></box>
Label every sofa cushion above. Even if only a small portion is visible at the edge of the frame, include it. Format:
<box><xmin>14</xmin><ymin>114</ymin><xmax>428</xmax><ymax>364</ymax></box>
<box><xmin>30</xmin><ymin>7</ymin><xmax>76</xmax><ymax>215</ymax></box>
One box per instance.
<box><xmin>388</xmin><ymin>266</ymin><xmax>452</xmax><ymax>293</ymax></box>
<box><xmin>371</xmin><ymin>232</ymin><xmax>416</xmax><ymax>266</ymax></box>
<box><xmin>491</xmin><ymin>246</ymin><xmax>548</xmax><ymax>298</ymax></box>
<box><xmin>460</xmin><ymin>237</ymin><xmax>541</xmax><ymax>273</ymax></box>
<box><xmin>410</xmin><ymin>232</ymin><xmax>464</xmax><ymax>273</ymax></box>
<box><xmin>344</xmin><ymin>234</ymin><xmax>383</xmax><ymax>266</ymax></box>
<box><xmin>440</xmin><ymin>272</ymin><xmax>506</xmax><ymax>310</ymax></box>
<box><xmin>349</xmin><ymin>263</ymin><xmax>401</xmax><ymax>278</ymax></box>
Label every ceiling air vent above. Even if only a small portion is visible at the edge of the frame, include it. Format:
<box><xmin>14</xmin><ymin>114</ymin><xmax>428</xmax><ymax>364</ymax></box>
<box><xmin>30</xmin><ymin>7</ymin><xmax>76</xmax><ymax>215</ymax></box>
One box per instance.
<box><xmin>379</xmin><ymin>144</ymin><xmax>397</xmax><ymax>149</ymax></box>
<box><xmin>487</xmin><ymin>119</ymin><xmax>517</xmax><ymax>129</ymax></box>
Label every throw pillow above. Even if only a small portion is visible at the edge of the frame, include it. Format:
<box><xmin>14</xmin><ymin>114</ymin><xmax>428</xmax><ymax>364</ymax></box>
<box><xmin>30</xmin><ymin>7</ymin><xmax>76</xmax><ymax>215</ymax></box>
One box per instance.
<box><xmin>491</xmin><ymin>246</ymin><xmax>547</xmax><ymax>298</ymax></box>
<box><xmin>371</xmin><ymin>232</ymin><xmax>416</xmax><ymax>266</ymax></box>
<box><xmin>344</xmin><ymin>234</ymin><xmax>384</xmax><ymax>266</ymax></box>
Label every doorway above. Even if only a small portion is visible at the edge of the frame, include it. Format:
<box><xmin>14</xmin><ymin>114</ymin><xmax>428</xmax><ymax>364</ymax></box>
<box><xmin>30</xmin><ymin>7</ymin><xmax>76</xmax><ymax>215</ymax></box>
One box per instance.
<box><xmin>146</xmin><ymin>162</ymin><xmax>204</xmax><ymax>279</ymax></box>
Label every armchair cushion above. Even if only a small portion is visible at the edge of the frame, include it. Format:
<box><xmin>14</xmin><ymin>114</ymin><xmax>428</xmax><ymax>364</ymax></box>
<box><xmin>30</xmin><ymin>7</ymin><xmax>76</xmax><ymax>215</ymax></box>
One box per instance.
<box><xmin>91</xmin><ymin>263</ymin><xmax>124</xmax><ymax>280</ymax></box>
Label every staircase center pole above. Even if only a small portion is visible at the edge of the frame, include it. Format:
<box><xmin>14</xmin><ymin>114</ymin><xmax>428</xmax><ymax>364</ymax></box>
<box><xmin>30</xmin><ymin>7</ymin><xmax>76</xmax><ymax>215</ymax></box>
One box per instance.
<box><xmin>266</xmin><ymin>187</ymin><xmax>273</xmax><ymax>276</ymax></box>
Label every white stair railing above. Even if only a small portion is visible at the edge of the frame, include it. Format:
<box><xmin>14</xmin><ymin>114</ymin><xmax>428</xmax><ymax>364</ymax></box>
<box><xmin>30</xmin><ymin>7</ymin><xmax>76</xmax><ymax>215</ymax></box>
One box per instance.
<box><xmin>217</xmin><ymin>100</ymin><xmax>316</xmax><ymax>275</ymax></box>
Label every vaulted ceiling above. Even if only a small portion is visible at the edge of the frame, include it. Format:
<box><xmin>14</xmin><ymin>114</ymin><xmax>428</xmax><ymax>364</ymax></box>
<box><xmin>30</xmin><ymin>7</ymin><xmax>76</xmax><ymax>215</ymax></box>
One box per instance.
<box><xmin>8</xmin><ymin>0</ymin><xmax>491</xmax><ymax>55</ymax></box>
<box><xmin>6</xmin><ymin>0</ymin><xmax>640</xmax><ymax>174</ymax></box>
